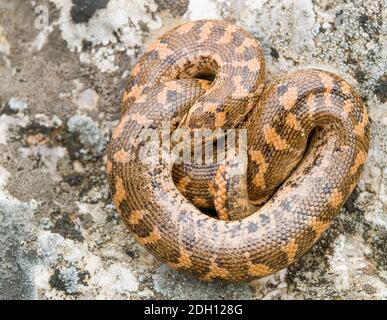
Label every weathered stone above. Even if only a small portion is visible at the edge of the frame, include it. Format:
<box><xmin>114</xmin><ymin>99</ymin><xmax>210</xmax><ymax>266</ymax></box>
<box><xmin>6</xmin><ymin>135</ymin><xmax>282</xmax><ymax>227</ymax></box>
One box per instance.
<box><xmin>0</xmin><ymin>0</ymin><xmax>385</xmax><ymax>300</ymax></box>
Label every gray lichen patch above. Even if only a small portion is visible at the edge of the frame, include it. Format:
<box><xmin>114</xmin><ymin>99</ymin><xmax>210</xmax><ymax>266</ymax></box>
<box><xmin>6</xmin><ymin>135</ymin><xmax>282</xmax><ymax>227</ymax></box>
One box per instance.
<box><xmin>49</xmin><ymin>266</ymin><xmax>89</xmax><ymax>295</ymax></box>
<box><xmin>0</xmin><ymin>166</ymin><xmax>38</xmax><ymax>299</ymax></box>
<box><xmin>50</xmin><ymin>209</ymin><xmax>84</xmax><ymax>242</ymax></box>
<box><xmin>70</xmin><ymin>0</ymin><xmax>110</xmax><ymax>24</ymax></box>
<box><xmin>374</xmin><ymin>75</ymin><xmax>387</xmax><ymax>103</ymax></box>
<box><xmin>8</xmin><ymin>98</ymin><xmax>29</xmax><ymax>113</ymax></box>
<box><xmin>49</xmin><ymin>0</ymin><xmax>162</xmax><ymax>72</ymax></box>
<box><xmin>155</xmin><ymin>0</ymin><xmax>189</xmax><ymax>17</ymax></box>
<box><xmin>67</xmin><ymin>114</ymin><xmax>107</xmax><ymax>158</ymax></box>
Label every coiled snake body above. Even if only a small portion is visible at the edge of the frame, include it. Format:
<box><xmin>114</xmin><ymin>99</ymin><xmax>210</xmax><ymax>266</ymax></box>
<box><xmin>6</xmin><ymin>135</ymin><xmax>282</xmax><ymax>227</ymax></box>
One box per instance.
<box><xmin>107</xmin><ymin>20</ymin><xmax>370</xmax><ymax>282</ymax></box>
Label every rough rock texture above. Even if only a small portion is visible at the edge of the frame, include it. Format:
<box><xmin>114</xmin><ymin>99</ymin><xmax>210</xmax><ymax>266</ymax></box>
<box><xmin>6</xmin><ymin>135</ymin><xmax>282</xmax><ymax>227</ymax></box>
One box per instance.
<box><xmin>0</xmin><ymin>0</ymin><xmax>386</xmax><ymax>300</ymax></box>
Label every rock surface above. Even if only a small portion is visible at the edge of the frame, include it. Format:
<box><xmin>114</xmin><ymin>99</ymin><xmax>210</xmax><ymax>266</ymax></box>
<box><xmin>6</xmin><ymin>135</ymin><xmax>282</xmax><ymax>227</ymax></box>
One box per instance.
<box><xmin>0</xmin><ymin>0</ymin><xmax>386</xmax><ymax>300</ymax></box>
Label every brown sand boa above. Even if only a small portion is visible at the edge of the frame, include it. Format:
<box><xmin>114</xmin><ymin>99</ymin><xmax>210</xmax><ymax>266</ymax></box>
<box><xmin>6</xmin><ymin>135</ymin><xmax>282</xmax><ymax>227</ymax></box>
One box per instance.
<box><xmin>107</xmin><ymin>20</ymin><xmax>370</xmax><ymax>282</ymax></box>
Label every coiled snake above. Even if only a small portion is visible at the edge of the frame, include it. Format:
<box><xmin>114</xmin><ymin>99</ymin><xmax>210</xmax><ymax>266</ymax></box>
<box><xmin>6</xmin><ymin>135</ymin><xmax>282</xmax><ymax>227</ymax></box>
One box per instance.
<box><xmin>107</xmin><ymin>20</ymin><xmax>370</xmax><ymax>282</ymax></box>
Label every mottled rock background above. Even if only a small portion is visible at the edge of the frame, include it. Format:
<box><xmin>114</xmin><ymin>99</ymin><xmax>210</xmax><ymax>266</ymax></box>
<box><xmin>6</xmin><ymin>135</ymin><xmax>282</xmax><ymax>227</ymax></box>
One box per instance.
<box><xmin>0</xmin><ymin>0</ymin><xmax>386</xmax><ymax>300</ymax></box>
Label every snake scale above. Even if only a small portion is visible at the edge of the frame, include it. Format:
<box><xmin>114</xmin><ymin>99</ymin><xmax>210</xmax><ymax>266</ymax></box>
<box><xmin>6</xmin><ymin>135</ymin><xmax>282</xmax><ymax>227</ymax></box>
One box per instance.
<box><xmin>107</xmin><ymin>20</ymin><xmax>370</xmax><ymax>282</ymax></box>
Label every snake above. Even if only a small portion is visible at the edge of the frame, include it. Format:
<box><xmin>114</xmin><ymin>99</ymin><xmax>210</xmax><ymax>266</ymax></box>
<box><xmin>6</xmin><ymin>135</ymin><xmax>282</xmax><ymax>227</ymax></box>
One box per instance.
<box><xmin>107</xmin><ymin>20</ymin><xmax>370</xmax><ymax>282</ymax></box>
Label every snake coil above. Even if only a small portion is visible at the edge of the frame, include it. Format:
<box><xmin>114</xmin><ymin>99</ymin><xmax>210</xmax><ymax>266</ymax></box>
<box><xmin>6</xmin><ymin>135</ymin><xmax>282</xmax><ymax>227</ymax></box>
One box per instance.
<box><xmin>107</xmin><ymin>20</ymin><xmax>370</xmax><ymax>282</ymax></box>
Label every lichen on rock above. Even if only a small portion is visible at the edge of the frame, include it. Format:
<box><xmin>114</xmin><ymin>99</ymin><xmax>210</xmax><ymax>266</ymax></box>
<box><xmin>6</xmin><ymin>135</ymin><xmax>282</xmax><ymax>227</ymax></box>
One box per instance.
<box><xmin>0</xmin><ymin>0</ymin><xmax>386</xmax><ymax>300</ymax></box>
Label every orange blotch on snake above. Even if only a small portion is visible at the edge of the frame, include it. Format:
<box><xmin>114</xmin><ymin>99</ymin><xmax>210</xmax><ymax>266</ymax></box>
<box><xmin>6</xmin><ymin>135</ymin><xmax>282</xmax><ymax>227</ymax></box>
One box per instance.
<box><xmin>169</xmin><ymin>247</ymin><xmax>193</xmax><ymax>269</ymax></box>
<box><xmin>249</xmin><ymin>150</ymin><xmax>268</xmax><ymax>188</ymax></box>
<box><xmin>128</xmin><ymin>84</ymin><xmax>142</xmax><ymax>100</ymax></box>
<box><xmin>329</xmin><ymin>189</ymin><xmax>344</xmax><ymax>208</ymax></box>
<box><xmin>343</xmin><ymin>99</ymin><xmax>353</xmax><ymax>114</ymax></box>
<box><xmin>113</xmin><ymin>177</ymin><xmax>126</xmax><ymax>208</ymax></box>
<box><xmin>319</xmin><ymin>73</ymin><xmax>335</xmax><ymax>93</ymax></box>
<box><xmin>232</xmin><ymin>75</ymin><xmax>250</xmax><ymax>98</ymax></box>
<box><xmin>215</xmin><ymin>111</ymin><xmax>226</xmax><ymax>127</ymax></box>
<box><xmin>176</xmin><ymin>176</ymin><xmax>191</xmax><ymax>194</ymax></box>
<box><xmin>264</xmin><ymin>126</ymin><xmax>289</xmax><ymax>151</ymax></box>
<box><xmin>199</xmin><ymin>21</ymin><xmax>213</xmax><ymax>41</ymax></box>
<box><xmin>214</xmin><ymin>167</ymin><xmax>229</xmax><ymax>220</ymax></box>
<box><xmin>177</xmin><ymin>21</ymin><xmax>195</xmax><ymax>34</ymax></box>
<box><xmin>247</xmin><ymin>262</ymin><xmax>272</xmax><ymax>277</ymax></box>
<box><xmin>122</xmin><ymin>90</ymin><xmax>129</xmax><ymax>104</ymax></box>
<box><xmin>353</xmin><ymin>112</ymin><xmax>369</xmax><ymax>137</ymax></box>
<box><xmin>309</xmin><ymin>218</ymin><xmax>331</xmax><ymax>238</ymax></box>
<box><xmin>192</xmin><ymin>197</ymin><xmax>209</xmax><ymax>208</ymax></box>
<box><xmin>147</xmin><ymin>41</ymin><xmax>173</xmax><ymax>60</ymax></box>
<box><xmin>202</xmin><ymin>261</ymin><xmax>230</xmax><ymax>281</ymax></box>
<box><xmin>217</xmin><ymin>24</ymin><xmax>237</xmax><ymax>44</ymax></box>
<box><xmin>285</xmin><ymin>113</ymin><xmax>302</xmax><ymax>131</ymax></box>
<box><xmin>284</xmin><ymin>238</ymin><xmax>298</xmax><ymax>264</ymax></box>
<box><xmin>281</xmin><ymin>87</ymin><xmax>298</xmax><ymax>111</ymax></box>
<box><xmin>106</xmin><ymin>160</ymin><xmax>113</xmax><ymax>174</ymax></box>
<box><xmin>245</xmin><ymin>58</ymin><xmax>261</xmax><ymax>73</ymax></box>
<box><xmin>306</xmin><ymin>94</ymin><xmax>316</xmax><ymax>115</ymax></box>
<box><xmin>350</xmin><ymin>150</ymin><xmax>367</xmax><ymax>175</ymax></box>
<box><xmin>113</xmin><ymin>149</ymin><xmax>129</xmax><ymax>163</ymax></box>
<box><xmin>128</xmin><ymin>210</ymin><xmax>144</xmax><ymax>225</ymax></box>
<box><xmin>137</xmin><ymin>226</ymin><xmax>161</xmax><ymax>245</ymax></box>
<box><xmin>340</xmin><ymin>81</ymin><xmax>352</xmax><ymax>95</ymax></box>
